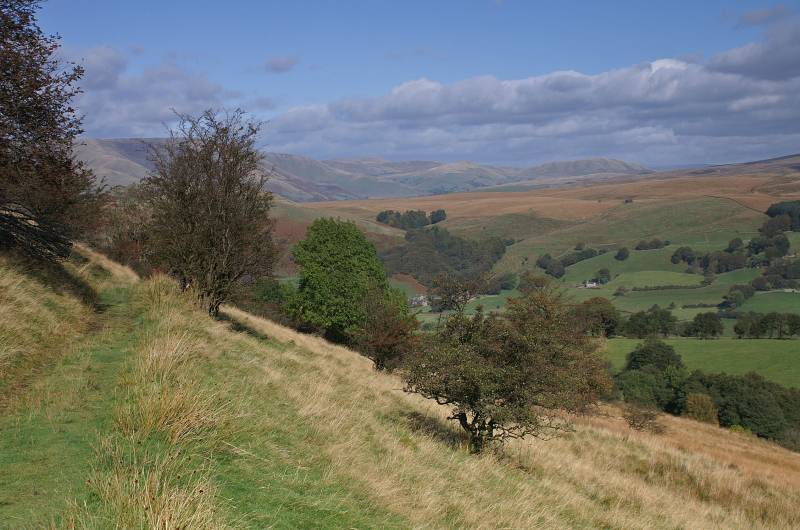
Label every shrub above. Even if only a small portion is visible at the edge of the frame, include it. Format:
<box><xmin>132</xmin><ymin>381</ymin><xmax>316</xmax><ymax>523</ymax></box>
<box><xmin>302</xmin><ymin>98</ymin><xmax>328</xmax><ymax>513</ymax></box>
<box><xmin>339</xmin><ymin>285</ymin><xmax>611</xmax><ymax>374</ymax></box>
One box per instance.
<box><xmin>684</xmin><ymin>393</ymin><xmax>718</xmax><ymax>424</ymax></box>
<box><xmin>624</xmin><ymin>405</ymin><xmax>665</xmax><ymax>434</ymax></box>
<box><xmin>614</xmin><ymin>247</ymin><xmax>629</xmax><ymax>261</ymax></box>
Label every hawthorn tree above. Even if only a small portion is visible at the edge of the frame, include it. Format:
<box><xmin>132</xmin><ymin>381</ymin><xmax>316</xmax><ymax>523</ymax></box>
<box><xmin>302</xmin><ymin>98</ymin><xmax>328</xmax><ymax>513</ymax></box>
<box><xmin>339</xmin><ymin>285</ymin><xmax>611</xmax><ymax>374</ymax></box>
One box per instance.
<box><xmin>353</xmin><ymin>283</ymin><xmax>418</xmax><ymax>370</ymax></box>
<box><xmin>145</xmin><ymin>109</ymin><xmax>275</xmax><ymax>316</ymax></box>
<box><xmin>403</xmin><ymin>286</ymin><xmax>610</xmax><ymax>453</ymax></box>
<box><xmin>0</xmin><ymin>0</ymin><xmax>103</xmax><ymax>260</ymax></box>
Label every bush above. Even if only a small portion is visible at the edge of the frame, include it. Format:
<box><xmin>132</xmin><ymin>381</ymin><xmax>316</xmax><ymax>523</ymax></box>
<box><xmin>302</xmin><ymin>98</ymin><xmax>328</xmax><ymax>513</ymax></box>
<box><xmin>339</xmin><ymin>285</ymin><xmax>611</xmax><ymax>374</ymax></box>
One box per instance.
<box><xmin>635</xmin><ymin>239</ymin><xmax>666</xmax><ymax>251</ymax></box>
<box><xmin>624</xmin><ymin>405</ymin><xmax>665</xmax><ymax>434</ymax></box>
<box><xmin>684</xmin><ymin>393</ymin><xmax>718</xmax><ymax>424</ymax></box>
<box><xmin>353</xmin><ymin>284</ymin><xmax>418</xmax><ymax>370</ymax></box>
<box><xmin>614</xmin><ymin>247</ymin><xmax>630</xmax><ymax>261</ymax></box>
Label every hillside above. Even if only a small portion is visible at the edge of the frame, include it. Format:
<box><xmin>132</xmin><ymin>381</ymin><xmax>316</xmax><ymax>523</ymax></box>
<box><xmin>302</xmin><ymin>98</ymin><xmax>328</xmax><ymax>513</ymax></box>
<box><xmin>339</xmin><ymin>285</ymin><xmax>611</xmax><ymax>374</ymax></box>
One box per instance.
<box><xmin>3</xmin><ymin>249</ymin><xmax>800</xmax><ymax>528</ymax></box>
<box><xmin>75</xmin><ymin>138</ymin><xmax>650</xmax><ymax>201</ymax></box>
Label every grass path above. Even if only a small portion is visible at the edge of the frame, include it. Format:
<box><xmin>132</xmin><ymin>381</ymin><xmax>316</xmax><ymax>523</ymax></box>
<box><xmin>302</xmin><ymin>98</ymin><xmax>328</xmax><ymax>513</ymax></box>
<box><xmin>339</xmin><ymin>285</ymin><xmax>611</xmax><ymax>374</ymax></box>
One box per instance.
<box><xmin>0</xmin><ymin>286</ymin><xmax>138</xmax><ymax>526</ymax></box>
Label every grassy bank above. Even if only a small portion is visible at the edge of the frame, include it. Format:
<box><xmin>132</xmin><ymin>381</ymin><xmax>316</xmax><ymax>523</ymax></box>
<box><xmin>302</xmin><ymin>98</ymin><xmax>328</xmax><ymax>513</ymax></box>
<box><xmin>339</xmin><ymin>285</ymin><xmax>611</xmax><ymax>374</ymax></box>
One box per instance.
<box><xmin>3</xmin><ymin>249</ymin><xmax>800</xmax><ymax>528</ymax></box>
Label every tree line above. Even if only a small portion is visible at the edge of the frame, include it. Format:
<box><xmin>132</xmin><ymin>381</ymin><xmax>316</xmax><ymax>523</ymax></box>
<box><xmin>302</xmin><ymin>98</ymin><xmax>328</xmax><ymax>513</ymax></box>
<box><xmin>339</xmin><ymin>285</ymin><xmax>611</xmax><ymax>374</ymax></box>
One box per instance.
<box><xmin>376</xmin><ymin>208</ymin><xmax>446</xmax><ymax>229</ymax></box>
<box><xmin>615</xmin><ymin>338</ymin><xmax>800</xmax><ymax>450</ymax></box>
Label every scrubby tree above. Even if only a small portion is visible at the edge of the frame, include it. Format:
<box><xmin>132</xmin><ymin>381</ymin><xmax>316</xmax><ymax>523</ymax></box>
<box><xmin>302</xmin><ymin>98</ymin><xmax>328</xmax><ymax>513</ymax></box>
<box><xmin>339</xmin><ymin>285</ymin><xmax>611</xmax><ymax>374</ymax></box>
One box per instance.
<box><xmin>614</xmin><ymin>247</ymin><xmax>629</xmax><ymax>261</ymax></box>
<box><xmin>354</xmin><ymin>283</ymin><xmax>418</xmax><ymax>370</ymax></box>
<box><xmin>145</xmin><ymin>109</ymin><xmax>275</xmax><ymax>316</ymax></box>
<box><xmin>429</xmin><ymin>209</ymin><xmax>447</xmax><ymax>224</ymax></box>
<box><xmin>291</xmin><ymin>218</ymin><xmax>387</xmax><ymax>341</ymax></box>
<box><xmin>428</xmin><ymin>272</ymin><xmax>485</xmax><ymax>312</ymax></box>
<box><xmin>403</xmin><ymin>287</ymin><xmax>610</xmax><ymax>453</ymax></box>
<box><xmin>0</xmin><ymin>0</ymin><xmax>104</xmax><ymax>260</ymax></box>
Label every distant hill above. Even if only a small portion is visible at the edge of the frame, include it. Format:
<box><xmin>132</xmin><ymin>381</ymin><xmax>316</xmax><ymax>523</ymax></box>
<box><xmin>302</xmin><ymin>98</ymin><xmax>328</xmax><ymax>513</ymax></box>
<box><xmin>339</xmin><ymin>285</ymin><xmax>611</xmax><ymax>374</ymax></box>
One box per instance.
<box><xmin>75</xmin><ymin>138</ymin><xmax>652</xmax><ymax>201</ymax></box>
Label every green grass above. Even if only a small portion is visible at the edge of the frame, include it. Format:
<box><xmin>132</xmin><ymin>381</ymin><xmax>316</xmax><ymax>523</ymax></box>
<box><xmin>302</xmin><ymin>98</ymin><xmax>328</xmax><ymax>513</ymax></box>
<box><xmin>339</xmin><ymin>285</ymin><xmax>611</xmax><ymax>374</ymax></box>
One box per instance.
<box><xmin>495</xmin><ymin>197</ymin><xmax>764</xmax><ymax>274</ymax></box>
<box><xmin>740</xmin><ymin>291</ymin><xmax>800</xmax><ymax>313</ymax></box>
<box><xmin>604</xmin><ymin>337</ymin><xmax>800</xmax><ymax>388</ymax></box>
<box><xmin>0</xmin><ymin>287</ymin><xmax>137</xmax><ymax>525</ymax></box>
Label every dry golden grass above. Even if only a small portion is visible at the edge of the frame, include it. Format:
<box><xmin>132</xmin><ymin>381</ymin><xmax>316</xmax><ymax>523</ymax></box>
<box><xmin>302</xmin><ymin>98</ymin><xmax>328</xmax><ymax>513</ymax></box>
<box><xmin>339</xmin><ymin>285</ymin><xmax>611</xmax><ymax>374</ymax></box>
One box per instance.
<box><xmin>8</xmin><ymin>248</ymin><xmax>800</xmax><ymax>528</ymax></box>
<box><xmin>61</xmin><ymin>436</ymin><xmax>228</xmax><ymax>530</ymax></box>
<box><xmin>302</xmin><ymin>173</ymin><xmax>800</xmax><ymax>223</ymax></box>
<box><xmin>306</xmin><ymin>192</ymin><xmax>616</xmax><ymax>221</ymax></box>
<box><xmin>221</xmin><ymin>304</ymin><xmax>800</xmax><ymax>529</ymax></box>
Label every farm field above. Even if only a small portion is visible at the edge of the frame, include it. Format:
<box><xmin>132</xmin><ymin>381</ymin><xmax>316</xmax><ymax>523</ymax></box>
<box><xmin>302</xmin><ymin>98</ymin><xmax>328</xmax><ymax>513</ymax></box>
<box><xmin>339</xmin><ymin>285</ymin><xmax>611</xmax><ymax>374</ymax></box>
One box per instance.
<box><xmin>739</xmin><ymin>291</ymin><xmax>800</xmax><ymax>314</ymax></box>
<box><xmin>604</xmin><ymin>338</ymin><xmax>800</xmax><ymax>388</ymax></box>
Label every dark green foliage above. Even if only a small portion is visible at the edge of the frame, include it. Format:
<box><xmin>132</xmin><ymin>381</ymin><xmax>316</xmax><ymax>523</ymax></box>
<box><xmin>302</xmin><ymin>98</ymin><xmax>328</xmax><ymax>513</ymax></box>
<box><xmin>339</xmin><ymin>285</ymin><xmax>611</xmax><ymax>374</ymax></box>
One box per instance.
<box><xmin>616</xmin><ymin>340</ymin><xmax>685</xmax><ymax>412</ymax></box>
<box><xmin>635</xmin><ymin>239</ymin><xmax>666</xmax><ymax>251</ymax></box>
<box><xmin>671</xmin><ymin>246</ymin><xmax>696</xmax><ymax>265</ymax></box>
<box><xmin>376</xmin><ymin>209</ymin><xmax>430</xmax><ymax>229</ymax></box>
<box><xmin>726</xmin><ymin>238</ymin><xmax>744</xmax><ymax>253</ymax></box>
<box><xmin>376</xmin><ymin>208</ymin><xmax>448</xmax><ymax>229</ymax></box>
<box><xmin>574</xmin><ymin>296</ymin><xmax>620</xmax><ymax>337</ymax></box>
<box><xmin>736</xmin><ymin>312</ymin><xmax>800</xmax><ymax>339</ymax></box>
<box><xmin>0</xmin><ymin>0</ymin><xmax>104</xmax><ymax>260</ymax></box>
<box><xmin>760</xmin><ymin>214</ymin><xmax>792</xmax><ymax>238</ymax></box>
<box><xmin>536</xmin><ymin>246</ymin><xmax>600</xmax><ymax>277</ymax></box>
<box><xmin>682</xmin><ymin>371</ymin><xmax>800</xmax><ymax>443</ymax></box>
<box><xmin>625</xmin><ymin>338</ymin><xmax>684</xmax><ymax>372</ymax></box>
<box><xmin>483</xmin><ymin>272</ymin><xmax>517</xmax><ymax>295</ymax></box>
<box><xmin>381</xmin><ymin>226</ymin><xmax>507</xmax><ymax>286</ymax></box>
<box><xmin>623</xmin><ymin>306</ymin><xmax>677</xmax><ymax>338</ymax></box>
<box><xmin>429</xmin><ymin>209</ymin><xmax>447</xmax><ymax>224</ymax></box>
<box><xmin>291</xmin><ymin>218</ymin><xmax>387</xmax><ymax>341</ymax></box>
<box><xmin>684</xmin><ymin>312</ymin><xmax>723</xmax><ymax>338</ymax></box>
<box><xmin>535</xmin><ymin>254</ymin><xmax>565</xmax><ymax>278</ymax></box>
<box><xmin>403</xmin><ymin>287</ymin><xmax>611</xmax><ymax>453</ymax></box>
<box><xmin>595</xmin><ymin>268</ymin><xmax>611</xmax><ymax>284</ymax></box>
<box><xmin>748</xmin><ymin>233</ymin><xmax>790</xmax><ymax>261</ymax></box>
<box><xmin>614</xmin><ymin>247</ymin><xmax>629</xmax><ymax>261</ymax></box>
<box><xmin>766</xmin><ymin>201</ymin><xmax>800</xmax><ymax>230</ymax></box>
<box><xmin>722</xmin><ymin>284</ymin><xmax>755</xmax><ymax>309</ymax></box>
<box><xmin>559</xmin><ymin>247</ymin><xmax>598</xmax><ymax>267</ymax></box>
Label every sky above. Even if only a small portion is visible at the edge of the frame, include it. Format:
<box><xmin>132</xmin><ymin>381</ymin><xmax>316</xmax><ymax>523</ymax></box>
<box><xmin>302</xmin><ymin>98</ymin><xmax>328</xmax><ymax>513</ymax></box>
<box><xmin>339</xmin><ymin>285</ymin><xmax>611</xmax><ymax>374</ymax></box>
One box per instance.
<box><xmin>39</xmin><ymin>0</ymin><xmax>800</xmax><ymax>167</ymax></box>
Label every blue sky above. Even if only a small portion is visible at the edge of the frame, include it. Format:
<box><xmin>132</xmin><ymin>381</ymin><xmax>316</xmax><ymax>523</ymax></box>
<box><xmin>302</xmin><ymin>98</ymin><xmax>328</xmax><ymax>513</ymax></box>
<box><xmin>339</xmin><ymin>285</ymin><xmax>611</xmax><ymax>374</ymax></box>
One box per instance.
<box><xmin>40</xmin><ymin>1</ymin><xmax>800</xmax><ymax>166</ymax></box>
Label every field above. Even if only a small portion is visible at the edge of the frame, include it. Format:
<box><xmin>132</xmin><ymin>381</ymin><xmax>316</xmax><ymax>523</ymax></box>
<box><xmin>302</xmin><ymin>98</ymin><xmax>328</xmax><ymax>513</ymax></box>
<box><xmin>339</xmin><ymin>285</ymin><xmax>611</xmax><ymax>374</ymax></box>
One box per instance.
<box><xmin>740</xmin><ymin>291</ymin><xmax>800</xmax><ymax>314</ymax></box>
<box><xmin>4</xmin><ymin>249</ymin><xmax>800</xmax><ymax>528</ymax></box>
<box><xmin>605</xmin><ymin>338</ymin><xmax>800</xmax><ymax>388</ymax></box>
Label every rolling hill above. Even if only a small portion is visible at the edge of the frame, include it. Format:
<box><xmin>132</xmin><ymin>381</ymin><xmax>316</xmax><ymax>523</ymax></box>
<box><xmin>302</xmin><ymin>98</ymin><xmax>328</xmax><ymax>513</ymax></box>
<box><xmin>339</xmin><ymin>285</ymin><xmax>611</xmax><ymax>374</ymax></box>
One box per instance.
<box><xmin>74</xmin><ymin>138</ymin><xmax>652</xmax><ymax>201</ymax></box>
<box><xmin>3</xmin><ymin>247</ymin><xmax>800</xmax><ymax>528</ymax></box>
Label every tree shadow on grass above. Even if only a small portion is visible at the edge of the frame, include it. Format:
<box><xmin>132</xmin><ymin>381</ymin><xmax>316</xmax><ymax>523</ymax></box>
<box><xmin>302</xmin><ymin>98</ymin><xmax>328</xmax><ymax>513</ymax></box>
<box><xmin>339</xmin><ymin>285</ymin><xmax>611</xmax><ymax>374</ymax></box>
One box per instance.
<box><xmin>396</xmin><ymin>410</ymin><xmax>467</xmax><ymax>450</ymax></box>
<box><xmin>215</xmin><ymin>312</ymin><xmax>273</xmax><ymax>342</ymax></box>
<box><xmin>4</xmin><ymin>250</ymin><xmax>101</xmax><ymax>310</ymax></box>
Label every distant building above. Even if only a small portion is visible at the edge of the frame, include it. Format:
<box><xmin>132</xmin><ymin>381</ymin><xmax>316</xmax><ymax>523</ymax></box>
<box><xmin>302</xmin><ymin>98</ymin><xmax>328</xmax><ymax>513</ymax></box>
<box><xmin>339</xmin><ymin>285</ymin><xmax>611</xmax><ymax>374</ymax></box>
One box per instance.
<box><xmin>583</xmin><ymin>281</ymin><xmax>599</xmax><ymax>288</ymax></box>
<box><xmin>410</xmin><ymin>294</ymin><xmax>429</xmax><ymax>307</ymax></box>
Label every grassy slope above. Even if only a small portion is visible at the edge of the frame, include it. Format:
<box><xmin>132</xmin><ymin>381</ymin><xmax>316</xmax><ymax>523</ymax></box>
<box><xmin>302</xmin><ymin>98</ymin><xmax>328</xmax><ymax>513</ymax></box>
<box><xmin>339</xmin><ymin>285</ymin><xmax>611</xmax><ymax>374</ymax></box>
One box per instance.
<box><xmin>493</xmin><ymin>197</ymin><xmax>763</xmax><ymax>274</ymax></box>
<box><xmin>740</xmin><ymin>291</ymin><xmax>800</xmax><ymax>313</ymax></box>
<box><xmin>4</xmin><ymin>251</ymin><xmax>800</xmax><ymax>528</ymax></box>
<box><xmin>605</xmin><ymin>338</ymin><xmax>800</xmax><ymax>388</ymax></box>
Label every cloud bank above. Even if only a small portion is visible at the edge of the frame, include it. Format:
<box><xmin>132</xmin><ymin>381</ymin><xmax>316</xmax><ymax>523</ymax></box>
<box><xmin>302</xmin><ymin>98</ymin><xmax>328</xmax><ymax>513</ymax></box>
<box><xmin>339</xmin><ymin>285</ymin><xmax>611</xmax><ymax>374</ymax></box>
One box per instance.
<box><xmin>74</xmin><ymin>18</ymin><xmax>800</xmax><ymax>165</ymax></box>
